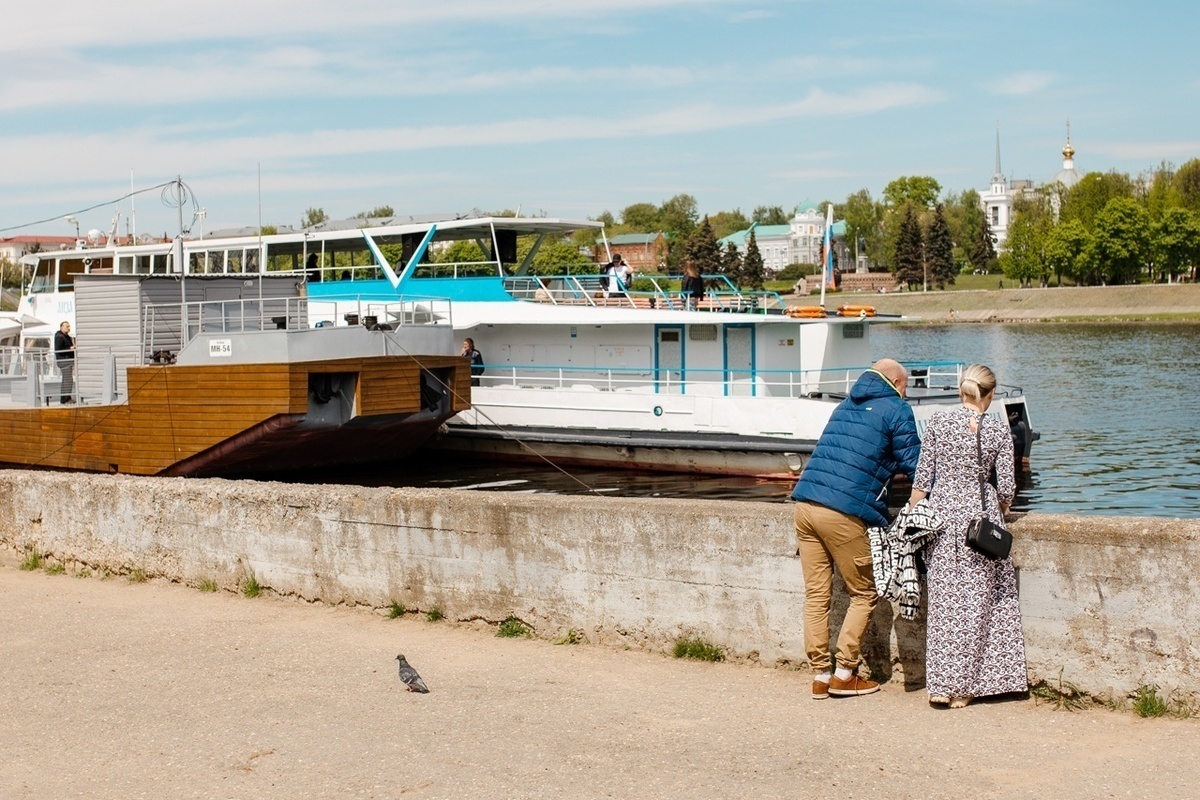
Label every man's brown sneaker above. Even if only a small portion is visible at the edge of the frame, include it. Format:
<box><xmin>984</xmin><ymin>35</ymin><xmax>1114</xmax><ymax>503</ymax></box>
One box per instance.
<box><xmin>828</xmin><ymin>674</ymin><xmax>880</xmax><ymax>696</ymax></box>
<box><xmin>812</xmin><ymin>679</ymin><xmax>829</xmax><ymax>700</ymax></box>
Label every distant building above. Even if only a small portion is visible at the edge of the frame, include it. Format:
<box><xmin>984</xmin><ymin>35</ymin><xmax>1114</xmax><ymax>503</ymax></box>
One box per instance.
<box><xmin>719</xmin><ymin>201</ymin><xmax>849</xmax><ymax>275</ymax></box>
<box><xmin>0</xmin><ymin>235</ymin><xmax>79</xmax><ymax>263</ymax></box>
<box><xmin>980</xmin><ymin>123</ymin><xmax>1082</xmax><ymax>250</ymax></box>
<box><xmin>602</xmin><ymin>232</ymin><xmax>668</xmax><ymax>271</ymax></box>
<box><xmin>980</xmin><ymin>128</ymin><xmax>1014</xmax><ymax>251</ymax></box>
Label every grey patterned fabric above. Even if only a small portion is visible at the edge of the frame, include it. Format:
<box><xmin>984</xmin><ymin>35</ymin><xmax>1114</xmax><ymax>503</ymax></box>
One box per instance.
<box><xmin>867</xmin><ymin>499</ymin><xmax>942</xmax><ymax>620</ymax></box>
<box><xmin>914</xmin><ymin>405</ymin><xmax>1027</xmax><ymax>699</ymax></box>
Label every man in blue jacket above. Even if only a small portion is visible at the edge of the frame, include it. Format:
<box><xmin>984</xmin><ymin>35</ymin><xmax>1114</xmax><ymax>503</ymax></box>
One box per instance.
<box><xmin>791</xmin><ymin>358</ymin><xmax>921</xmax><ymax>699</ymax></box>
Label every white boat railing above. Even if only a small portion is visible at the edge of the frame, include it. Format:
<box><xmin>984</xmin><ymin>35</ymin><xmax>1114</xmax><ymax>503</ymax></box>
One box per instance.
<box><xmin>501</xmin><ymin>273</ymin><xmax>788</xmax><ymax>313</ymax></box>
<box><xmin>471</xmin><ymin>361</ymin><xmax>971</xmax><ymax>399</ymax></box>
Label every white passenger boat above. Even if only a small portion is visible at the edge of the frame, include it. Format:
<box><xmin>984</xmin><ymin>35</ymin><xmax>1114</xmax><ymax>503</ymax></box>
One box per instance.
<box><xmin>18</xmin><ymin>211</ymin><xmax>1036</xmax><ymax>477</ymax></box>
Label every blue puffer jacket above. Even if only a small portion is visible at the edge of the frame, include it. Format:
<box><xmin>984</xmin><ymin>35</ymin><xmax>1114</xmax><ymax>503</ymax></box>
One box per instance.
<box><xmin>790</xmin><ymin>370</ymin><xmax>922</xmax><ymax>528</ymax></box>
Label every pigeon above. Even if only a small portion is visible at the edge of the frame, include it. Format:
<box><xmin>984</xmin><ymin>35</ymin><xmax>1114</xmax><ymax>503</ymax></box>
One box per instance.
<box><xmin>396</xmin><ymin>654</ymin><xmax>429</xmax><ymax>693</ymax></box>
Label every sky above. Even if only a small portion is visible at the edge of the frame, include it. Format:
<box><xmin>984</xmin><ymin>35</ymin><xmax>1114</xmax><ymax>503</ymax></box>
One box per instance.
<box><xmin>2</xmin><ymin>0</ymin><xmax>1198</xmax><ymax>240</ymax></box>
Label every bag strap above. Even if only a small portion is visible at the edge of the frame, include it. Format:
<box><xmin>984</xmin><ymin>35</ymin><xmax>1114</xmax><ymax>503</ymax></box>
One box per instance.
<box><xmin>974</xmin><ymin>416</ymin><xmax>987</xmax><ymax>514</ymax></box>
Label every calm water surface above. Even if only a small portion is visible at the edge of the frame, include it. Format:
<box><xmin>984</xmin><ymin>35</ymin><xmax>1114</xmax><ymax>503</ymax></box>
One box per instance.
<box><xmin>308</xmin><ymin>323</ymin><xmax>1200</xmax><ymax>518</ymax></box>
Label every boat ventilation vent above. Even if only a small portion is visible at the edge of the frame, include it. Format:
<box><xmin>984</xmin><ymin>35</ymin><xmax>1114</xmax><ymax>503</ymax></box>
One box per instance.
<box><xmin>842</xmin><ymin>323</ymin><xmax>864</xmax><ymax>339</ymax></box>
<box><xmin>689</xmin><ymin>324</ymin><xmax>717</xmax><ymax>341</ymax></box>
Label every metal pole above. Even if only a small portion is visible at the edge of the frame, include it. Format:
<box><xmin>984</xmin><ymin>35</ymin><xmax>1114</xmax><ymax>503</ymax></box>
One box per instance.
<box><xmin>178</xmin><ymin>176</ymin><xmax>187</xmax><ymax>344</ymax></box>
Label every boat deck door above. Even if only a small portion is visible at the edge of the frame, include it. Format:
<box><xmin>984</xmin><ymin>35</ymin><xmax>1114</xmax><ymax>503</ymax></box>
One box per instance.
<box><xmin>724</xmin><ymin>324</ymin><xmax>755</xmax><ymax>396</ymax></box>
<box><xmin>654</xmin><ymin>325</ymin><xmax>684</xmax><ymax>394</ymax></box>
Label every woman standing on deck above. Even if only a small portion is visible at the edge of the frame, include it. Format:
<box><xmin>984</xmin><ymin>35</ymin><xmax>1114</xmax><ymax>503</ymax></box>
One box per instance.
<box><xmin>907</xmin><ymin>364</ymin><xmax>1027</xmax><ymax>708</ymax></box>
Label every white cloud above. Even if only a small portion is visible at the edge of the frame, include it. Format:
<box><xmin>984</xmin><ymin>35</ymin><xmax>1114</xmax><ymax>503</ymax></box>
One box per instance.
<box><xmin>989</xmin><ymin>71</ymin><xmax>1055</xmax><ymax>96</ymax></box>
<box><xmin>1</xmin><ymin>0</ymin><xmax>751</xmax><ymax>54</ymax></box>
<box><xmin>1092</xmin><ymin>140</ymin><xmax>1200</xmax><ymax>160</ymax></box>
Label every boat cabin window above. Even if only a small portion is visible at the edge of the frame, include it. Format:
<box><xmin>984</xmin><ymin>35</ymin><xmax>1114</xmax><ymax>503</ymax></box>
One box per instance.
<box><xmin>134</xmin><ymin>253</ymin><xmax>174</xmax><ymax>274</ymax></box>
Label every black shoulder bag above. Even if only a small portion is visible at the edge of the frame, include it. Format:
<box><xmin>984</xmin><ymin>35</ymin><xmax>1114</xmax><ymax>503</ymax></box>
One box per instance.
<box><xmin>964</xmin><ymin>417</ymin><xmax>1013</xmax><ymax>560</ymax></box>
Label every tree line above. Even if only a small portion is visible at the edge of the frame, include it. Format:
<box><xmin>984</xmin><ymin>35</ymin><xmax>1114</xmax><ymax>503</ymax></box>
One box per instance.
<box><xmin>295</xmin><ymin>155</ymin><xmax>1200</xmax><ymax>289</ymax></box>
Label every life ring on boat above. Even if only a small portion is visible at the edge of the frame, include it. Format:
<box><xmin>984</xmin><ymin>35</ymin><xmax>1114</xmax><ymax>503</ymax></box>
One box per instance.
<box><xmin>836</xmin><ymin>304</ymin><xmax>877</xmax><ymax>317</ymax></box>
<box><xmin>786</xmin><ymin>305</ymin><xmax>827</xmax><ymax>319</ymax></box>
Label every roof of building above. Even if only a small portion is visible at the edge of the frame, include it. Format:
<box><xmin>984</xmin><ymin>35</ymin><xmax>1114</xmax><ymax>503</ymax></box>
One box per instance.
<box><xmin>718</xmin><ymin>220</ymin><xmax>845</xmax><ymax>247</ymax></box>
<box><xmin>608</xmin><ymin>233</ymin><xmax>664</xmax><ymax>245</ymax></box>
<box><xmin>795</xmin><ymin>200</ymin><xmax>821</xmax><ymax>214</ymax></box>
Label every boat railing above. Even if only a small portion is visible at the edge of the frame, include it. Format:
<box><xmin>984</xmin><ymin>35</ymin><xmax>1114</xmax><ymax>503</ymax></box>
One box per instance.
<box><xmin>0</xmin><ymin>346</ymin><xmax>55</xmax><ymax>379</ymax></box>
<box><xmin>471</xmin><ymin>361</ymin><xmax>971</xmax><ymax>398</ymax></box>
<box><xmin>304</xmin><ymin>294</ymin><xmax>453</xmax><ymax>328</ymax></box>
<box><xmin>501</xmin><ymin>272</ymin><xmax>788</xmax><ymax>313</ymax></box>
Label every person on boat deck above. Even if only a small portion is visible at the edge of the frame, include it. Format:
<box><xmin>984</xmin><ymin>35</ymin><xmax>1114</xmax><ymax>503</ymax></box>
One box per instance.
<box><xmin>54</xmin><ymin>321</ymin><xmax>75</xmax><ymax>405</ymax></box>
<box><xmin>461</xmin><ymin>338</ymin><xmax>484</xmax><ymax>387</ymax></box>
<box><xmin>681</xmin><ymin>260</ymin><xmax>705</xmax><ymax>310</ymax></box>
<box><xmin>600</xmin><ymin>253</ymin><xmax>621</xmax><ymax>297</ymax></box>
<box><xmin>790</xmin><ymin>358</ymin><xmax>921</xmax><ymax>700</ymax></box>
<box><xmin>612</xmin><ymin>256</ymin><xmax>633</xmax><ymax>296</ymax></box>
<box><xmin>306</xmin><ymin>253</ymin><xmax>321</xmax><ymax>282</ymax></box>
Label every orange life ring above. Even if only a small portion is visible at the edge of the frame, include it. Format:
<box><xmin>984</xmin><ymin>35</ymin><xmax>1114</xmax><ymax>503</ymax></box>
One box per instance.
<box><xmin>836</xmin><ymin>304</ymin><xmax>877</xmax><ymax>317</ymax></box>
<box><xmin>786</xmin><ymin>305</ymin><xmax>827</xmax><ymax>318</ymax></box>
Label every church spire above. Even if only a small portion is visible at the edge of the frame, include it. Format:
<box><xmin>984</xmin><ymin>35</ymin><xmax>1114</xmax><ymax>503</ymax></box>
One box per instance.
<box><xmin>992</xmin><ymin>122</ymin><xmax>1006</xmax><ymax>185</ymax></box>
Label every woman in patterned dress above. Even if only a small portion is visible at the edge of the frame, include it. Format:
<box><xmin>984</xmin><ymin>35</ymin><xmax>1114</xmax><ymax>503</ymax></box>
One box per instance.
<box><xmin>907</xmin><ymin>364</ymin><xmax>1027</xmax><ymax>708</ymax></box>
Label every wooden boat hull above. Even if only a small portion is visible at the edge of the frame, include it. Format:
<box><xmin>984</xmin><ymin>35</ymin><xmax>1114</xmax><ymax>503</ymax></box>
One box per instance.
<box><xmin>0</xmin><ymin>355</ymin><xmax>469</xmax><ymax>476</ymax></box>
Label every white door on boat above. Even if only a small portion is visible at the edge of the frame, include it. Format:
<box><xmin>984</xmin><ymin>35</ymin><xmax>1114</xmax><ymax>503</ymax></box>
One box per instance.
<box><xmin>655</xmin><ymin>326</ymin><xmax>684</xmax><ymax>395</ymax></box>
<box><xmin>724</xmin><ymin>325</ymin><xmax>755</xmax><ymax>397</ymax></box>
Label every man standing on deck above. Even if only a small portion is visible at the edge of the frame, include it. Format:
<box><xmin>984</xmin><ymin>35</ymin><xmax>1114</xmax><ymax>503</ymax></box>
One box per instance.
<box><xmin>54</xmin><ymin>321</ymin><xmax>75</xmax><ymax>404</ymax></box>
<box><xmin>791</xmin><ymin>358</ymin><xmax>921</xmax><ymax>699</ymax></box>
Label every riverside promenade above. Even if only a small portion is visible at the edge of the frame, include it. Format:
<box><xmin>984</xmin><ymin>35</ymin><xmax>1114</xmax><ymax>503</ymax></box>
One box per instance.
<box><xmin>2</xmin><ymin>565</ymin><xmax>1197</xmax><ymax>800</ymax></box>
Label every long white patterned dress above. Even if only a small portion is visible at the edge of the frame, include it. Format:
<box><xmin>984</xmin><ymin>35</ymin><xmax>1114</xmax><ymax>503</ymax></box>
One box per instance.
<box><xmin>914</xmin><ymin>405</ymin><xmax>1027</xmax><ymax>699</ymax></box>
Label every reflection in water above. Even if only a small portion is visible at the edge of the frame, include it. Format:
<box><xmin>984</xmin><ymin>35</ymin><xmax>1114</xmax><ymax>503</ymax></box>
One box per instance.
<box><xmin>287</xmin><ymin>324</ymin><xmax>1200</xmax><ymax>519</ymax></box>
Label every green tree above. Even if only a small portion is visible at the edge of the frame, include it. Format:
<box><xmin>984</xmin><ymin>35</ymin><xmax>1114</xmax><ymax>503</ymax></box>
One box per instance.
<box><xmin>925</xmin><ymin>204</ymin><xmax>956</xmax><ymax>289</ymax></box>
<box><xmin>942</xmin><ymin>189</ymin><xmax>985</xmax><ymax>271</ymax></box>
<box><xmin>752</xmin><ymin>205</ymin><xmax>789</xmax><ymax>225</ymax></box>
<box><xmin>1150</xmin><ymin>207</ymin><xmax>1200</xmax><ymax>283</ymax></box>
<box><xmin>841</xmin><ymin>189</ymin><xmax>882</xmax><ymax>268</ymax></box>
<box><xmin>524</xmin><ymin>239</ymin><xmax>593</xmax><ymax>276</ymax></box>
<box><xmin>356</xmin><ymin>205</ymin><xmax>394</xmax><ymax>219</ymax></box>
<box><xmin>1061</xmin><ymin>171</ymin><xmax>1135</xmax><ymax>228</ymax></box>
<box><xmin>883</xmin><ymin>176</ymin><xmax>942</xmax><ymax>209</ymax></box>
<box><xmin>720</xmin><ymin>241</ymin><xmax>742</xmax><ymax>283</ymax></box>
<box><xmin>259</xmin><ymin>225</ymin><xmax>278</xmax><ymax>236</ymax></box>
<box><xmin>1000</xmin><ymin>214</ymin><xmax>1042</xmax><ymax>288</ymax></box>
<box><xmin>1141</xmin><ymin>162</ymin><xmax>1180</xmax><ymax>221</ymax></box>
<box><xmin>893</xmin><ymin>205</ymin><xmax>924</xmax><ymax>289</ymax></box>
<box><xmin>435</xmin><ymin>240</ymin><xmax>487</xmax><ymax>264</ymax></box>
<box><xmin>1044</xmin><ymin>219</ymin><xmax>1090</xmax><ymax>285</ymax></box>
<box><xmin>969</xmin><ymin>216</ymin><xmax>998</xmax><ymax>274</ymax></box>
<box><xmin>620</xmin><ymin>203</ymin><xmax>660</xmax><ymax>231</ymax></box>
<box><xmin>686</xmin><ymin>217</ymin><xmax>723</xmax><ymax>280</ymax></box>
<box><xmin>1087</xmin><ymin>197</ymin><xmax>1150</xmax><ymax>284</ymax></box>
<box><xmin>1174</xmin><ymin>158</ymin><xmax>1200</xmax><ymax>214</ymax></box>
<box><xmin>742</xmin><ymin>231</ymin><xmax>765</xmax><ymax>290</ymax></box>
<box><xmin>302</xmin><ymin>207</ymin><xmax>328</xmax><ymax>229</ymax></box>
<box><xmin>658</xmin><ymin>194</ymin><xmax>699</xmax><ymax>240</ymax></box>
<box><xmin>708</xmin><ymin>209</ymin><xmax>751</xmax><ymax>240</ymax></box>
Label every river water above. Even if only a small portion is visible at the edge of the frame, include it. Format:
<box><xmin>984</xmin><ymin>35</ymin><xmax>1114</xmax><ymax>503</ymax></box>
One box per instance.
<box><xmin>310</xmin><ymin>323</ymin><xmax>1200</xmax><ymax>519</ymax></box>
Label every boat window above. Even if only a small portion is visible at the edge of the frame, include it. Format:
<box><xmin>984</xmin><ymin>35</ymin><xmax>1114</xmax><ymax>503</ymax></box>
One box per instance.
<box><xmin>842</xmin><ymin>323</ymin><xmax>864</xmax><ymax>339</ymax></box>
<box><xmin>228</xmin><ymin>251</ymin><xmax>243</xmax><ymax>273</ymax></box>
<box><xmin>135</xmin><ymin>255</ymin><xmax>153</xmax><ymax>273</ymax></box>
<box><xmin>206</xmin><ymin>251</ymin><xmax>226</xmax><ymax>273</ymax></box>
<box><xmin>689</xmin><ymin>325</ymin><xmax>717</xmax><ymax>342</ymax></box>
<box><xmin>660</xmin><ymin>330</ymin><xmax>680</xmax><ymax>343</ymax></box>
<box><xmin>117</xmin><ymin>255</ymin><xmax>135</xmax><ymax>273</ymax></box>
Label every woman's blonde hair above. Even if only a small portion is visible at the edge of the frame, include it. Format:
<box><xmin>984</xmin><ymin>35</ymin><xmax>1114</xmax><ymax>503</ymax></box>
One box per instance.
<box><xmin>959</xmin><ymin>364</ymin><xmax>997</xmax><ymax>403</ymax></box>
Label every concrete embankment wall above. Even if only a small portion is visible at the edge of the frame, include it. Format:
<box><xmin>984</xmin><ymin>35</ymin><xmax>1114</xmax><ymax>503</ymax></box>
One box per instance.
<box><xmin>1</xmin><ymin>471</ymin><xmax>1195</xmax><ymax>698</ymax></box>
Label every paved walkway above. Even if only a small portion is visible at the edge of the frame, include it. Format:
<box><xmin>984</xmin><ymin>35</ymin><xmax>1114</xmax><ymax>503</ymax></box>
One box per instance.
<box><xmin>2</xmin><ymin>565</ymin><xmax>1196</xmax><ymax>799</ymax></box>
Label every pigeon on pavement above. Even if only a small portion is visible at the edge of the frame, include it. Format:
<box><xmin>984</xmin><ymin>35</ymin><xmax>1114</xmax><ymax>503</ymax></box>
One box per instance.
<box><xmin>396</xmin><ymin>654</ymin><xmax>430</xmax><ymax>693</ymax></box>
